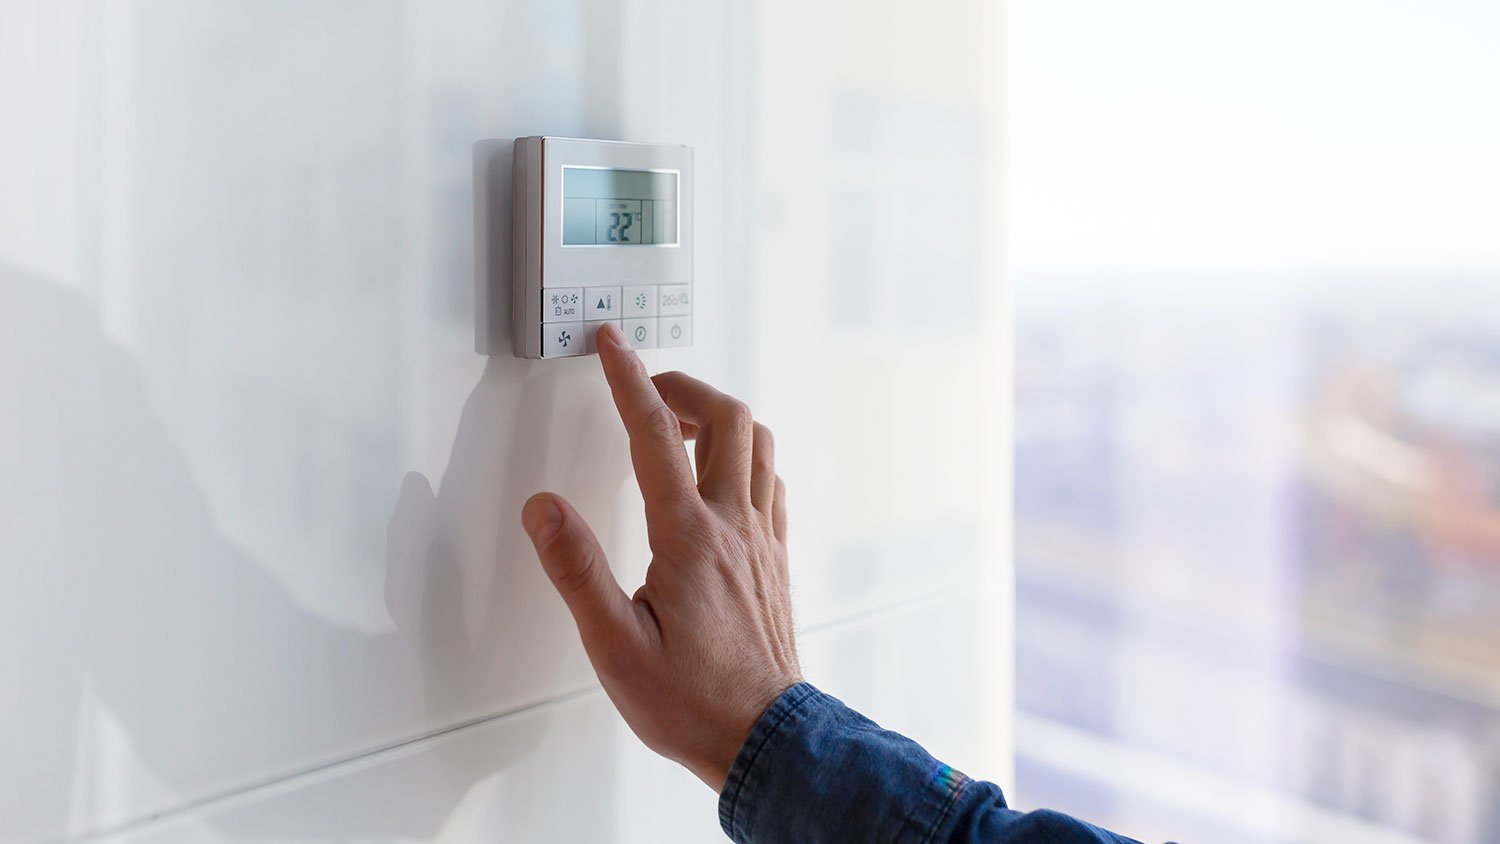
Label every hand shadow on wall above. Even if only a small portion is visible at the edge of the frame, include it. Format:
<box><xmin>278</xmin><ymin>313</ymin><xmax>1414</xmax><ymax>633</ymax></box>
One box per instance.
<box><xmin>0</xmin><ymin>263</ymin><xmax>629</xmax><ymax>841</ymax></box>
<box><xmin>375</xmin><ymin>353</ymin><xmax>632</xmax><ymax>837</ymax></box>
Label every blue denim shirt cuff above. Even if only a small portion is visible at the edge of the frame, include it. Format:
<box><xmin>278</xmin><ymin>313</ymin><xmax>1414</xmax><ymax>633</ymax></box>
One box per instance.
<box><xmin>715</xmin><ymin>682</ymin><xmax>1149</xmax><ymax>844</ymax></box>
<box><xmin>717</xmin><ymin>682</ymin><xmax>976</xmax><ymax>844</ymax></box>
<box><xmin>718</xmin><ymin>682</ymin><xmax>822</xmax><ymax>841</ymax></box>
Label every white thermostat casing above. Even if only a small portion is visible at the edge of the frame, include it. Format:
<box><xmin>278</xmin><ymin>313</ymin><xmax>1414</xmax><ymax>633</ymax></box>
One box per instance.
<box><xmin>511</xmin><ymin>136</ymin><xmax>694</xmax><ymax>359</ymax></box>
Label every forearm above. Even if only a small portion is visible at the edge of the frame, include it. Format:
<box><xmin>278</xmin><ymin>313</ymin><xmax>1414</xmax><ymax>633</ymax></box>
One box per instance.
<box><xmin>718</xmin><ymin>683</ymin><xmax>1140</xmax><ymax>844</ymax></box>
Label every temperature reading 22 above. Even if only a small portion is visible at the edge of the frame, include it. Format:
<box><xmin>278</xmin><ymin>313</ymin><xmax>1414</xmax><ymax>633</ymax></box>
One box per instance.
<box><xmin>607</xmin><ymin>211</ymin><xmax>634</xmax><ymax>242</ymax></box>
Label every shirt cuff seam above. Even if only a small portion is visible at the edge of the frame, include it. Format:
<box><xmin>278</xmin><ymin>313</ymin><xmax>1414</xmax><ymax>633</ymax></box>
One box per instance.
<box><xmin>718</xmin><ymin>682</ymin><xmax>820</xmax><ymax>843</ymax></box>
<box><xmin>919</xmin><ymin>768</ymin><xmax>973</xmax><ymax>844</ymax></box>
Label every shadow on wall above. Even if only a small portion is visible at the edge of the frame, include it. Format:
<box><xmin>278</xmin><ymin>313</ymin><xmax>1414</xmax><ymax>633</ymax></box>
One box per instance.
<box><xmin>382</xmin><ymin>350</ymin><xmax>631</xmax><ymax>816</ymax></box>
<box><xmin>0</xmin><ymin>262</ymin><xmax>628</xmax><ymax>841</ymax></box>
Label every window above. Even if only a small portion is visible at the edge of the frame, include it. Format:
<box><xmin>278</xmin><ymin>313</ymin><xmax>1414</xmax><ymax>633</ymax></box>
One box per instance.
<box><xmin>1009</xmin><ymin>3</ymin><xmax>1500</xmax><ymax>843</ymax></box>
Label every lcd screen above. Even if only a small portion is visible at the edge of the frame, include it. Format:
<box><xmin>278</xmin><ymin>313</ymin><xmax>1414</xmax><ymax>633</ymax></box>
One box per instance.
<box><xmin>562</xmin><ymin>167</ymin><xmax>679</xmax><ymax>245</ymax></box>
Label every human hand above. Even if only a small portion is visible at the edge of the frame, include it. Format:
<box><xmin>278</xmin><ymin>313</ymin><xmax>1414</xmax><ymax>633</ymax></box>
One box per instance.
<box><xmin>520</xmin><ymin>322</ymin><xmax>801</xmax><ymax>791</ymax></box>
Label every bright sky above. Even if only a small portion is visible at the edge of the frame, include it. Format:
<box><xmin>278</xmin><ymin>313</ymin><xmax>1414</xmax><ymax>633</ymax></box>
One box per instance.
<box><xmin>1006</xmin><ymin>0</ymin><xmax>1500</xmax><ymax>275</ymax></box>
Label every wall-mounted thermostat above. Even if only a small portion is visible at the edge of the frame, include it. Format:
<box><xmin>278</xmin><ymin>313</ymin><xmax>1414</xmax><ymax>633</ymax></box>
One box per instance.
<box><xmin>511</xmin><ymin>137</ymin><xmax>693</xmax><ymax>358</ymax></box>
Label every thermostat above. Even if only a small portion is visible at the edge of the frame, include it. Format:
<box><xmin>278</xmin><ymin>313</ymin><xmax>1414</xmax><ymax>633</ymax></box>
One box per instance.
<box><xmin>511</xmin><ymin>136</ymin><xmax>693</xmax><ymax>358</ymax></box>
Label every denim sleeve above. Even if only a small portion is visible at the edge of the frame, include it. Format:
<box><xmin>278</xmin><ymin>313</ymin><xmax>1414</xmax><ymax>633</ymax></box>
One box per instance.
<box><xmin>718</xmin><ymin>683</ymin><xmax>1143</xmax><ymax>844</ymax></box>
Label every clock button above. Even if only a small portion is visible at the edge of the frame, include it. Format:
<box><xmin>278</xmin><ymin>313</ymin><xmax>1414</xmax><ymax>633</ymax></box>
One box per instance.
<box><xmin>623</xmin><ymin>318</ymin><xmax>658</xmax><ymax>350</ymax></box>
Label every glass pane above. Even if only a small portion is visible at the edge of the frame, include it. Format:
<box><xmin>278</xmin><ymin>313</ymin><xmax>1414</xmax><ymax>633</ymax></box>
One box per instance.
<box><xmin>1010</xmin><ymin>3</ymin><xmax>1500</xmax><ymax>843</ymax></box>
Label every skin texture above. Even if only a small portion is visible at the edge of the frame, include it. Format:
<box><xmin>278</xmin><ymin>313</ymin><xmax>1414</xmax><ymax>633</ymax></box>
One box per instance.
<box><xmin>520</xmin><ymin>321</ymin><xmax>803</xmax><ymax>791</ymax></box>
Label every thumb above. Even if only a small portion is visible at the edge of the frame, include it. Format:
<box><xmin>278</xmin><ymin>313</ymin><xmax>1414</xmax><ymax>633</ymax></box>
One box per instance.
<box><xmin>521</xmin><ymin>492</ymin><xmax>636</xmax><ymax>659</ymax></box>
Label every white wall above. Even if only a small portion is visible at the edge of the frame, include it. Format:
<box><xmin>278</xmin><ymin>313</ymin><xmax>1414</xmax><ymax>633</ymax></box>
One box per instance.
<box><xmin>0</xmin><ymin>1</ymin><xmax>1009</xmax><ymax>841</ymax></box>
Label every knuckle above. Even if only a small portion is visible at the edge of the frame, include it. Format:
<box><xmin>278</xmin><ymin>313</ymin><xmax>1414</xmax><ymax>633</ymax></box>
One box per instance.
<box><xmin>674</xmin><ymin>510</ymin><xmax>714</xmax><ymax>545</ymax></box>
<box><xmin>644</xmin><ymin>403</ymin><xmax>682</xmax><ymax>439</ymax></box>
<box><xmin>549</xmin><ymin>552</ymin><xmax>598</xmax><ymax>598</ymax></box>
<box><xmin>664</xmin><ymin>513</ymin><xmax>721</xmax><ymax>561</ymax></box>
<box><xmin>716</xmin><ymin>398</ymin><xmax>754</xmax><ymax>438</ymax></box>
<box><xmin>725</xmin><ymin>399</ymin><xmax>753</xmax><ymax>427</ymax></box>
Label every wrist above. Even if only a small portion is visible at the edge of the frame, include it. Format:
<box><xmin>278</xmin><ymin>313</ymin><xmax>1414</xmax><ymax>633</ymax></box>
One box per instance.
<box><xmin>694</xmin><ymin>678</ymin><xmax>803</xmax><ymax>792</ymax></box>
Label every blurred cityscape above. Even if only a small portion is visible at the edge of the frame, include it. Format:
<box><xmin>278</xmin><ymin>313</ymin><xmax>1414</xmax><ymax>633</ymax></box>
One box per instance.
<box><xmin>1014</xmin><ymin>275</ymin><xmax>1500</xmax><ymax>844</ymax></box>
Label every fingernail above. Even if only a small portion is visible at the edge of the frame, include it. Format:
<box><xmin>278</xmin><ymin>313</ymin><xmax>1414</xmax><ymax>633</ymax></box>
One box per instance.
<box><xmin>522</xmin><ymin>495</ymin><xmax>563</xmax><ymax>544</ymax></box>
<box><xmin>598</xmin><ymin>321</ymin><xmax>626</xmax><ymax>349</ymax></box>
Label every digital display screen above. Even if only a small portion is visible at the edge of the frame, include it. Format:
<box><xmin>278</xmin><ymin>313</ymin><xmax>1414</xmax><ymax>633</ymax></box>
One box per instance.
<box><xmin>562</xmin><ymin>167</ymin><xmax>679</xmax><ymax>245</ymax></box>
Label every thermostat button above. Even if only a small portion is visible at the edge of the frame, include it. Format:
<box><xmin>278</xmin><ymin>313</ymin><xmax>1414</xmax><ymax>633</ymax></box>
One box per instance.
<box><xmin>623</xmin><ymin>285</ymin><xmax>658</xmax><ymax>317</ymax></box>
<box><xmin>658</xmin><ymin>285</ymin><xmax>692</xmax><ymax>316</ymax></box>
<box><xmin>542</xmin><ymin>288</ymin><xmax>583</xmax><ymax>323</ymax></box>
<box><xmin>623</xmin><ymin>318</ymin><xmax>658</xmax><ymax>350</ymax></box>
<box><xmin>584</xmin><ymin>286</ymin><xmax>622</xmax><ymax>320</ymax></box>
<box><xmin>542</xmin><ymin>322</ymin><xmax>585</xmax><ymax>357</ymax></box>
<box><xmin>583</xmin><ymin>319</ymin><xmax>623</xmax><ymax>354</ymax></box>
<box><xmin>659</xmin><ymin>316</ymin><xmax>692</xmax><ymax>348</ymax></box>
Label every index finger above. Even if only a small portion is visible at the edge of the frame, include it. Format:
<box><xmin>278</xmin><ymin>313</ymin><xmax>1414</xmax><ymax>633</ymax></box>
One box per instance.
<box><xmin>595</xmin><ymin>323</ymin><xmax>702</xmax><ymax>523</ymax></box>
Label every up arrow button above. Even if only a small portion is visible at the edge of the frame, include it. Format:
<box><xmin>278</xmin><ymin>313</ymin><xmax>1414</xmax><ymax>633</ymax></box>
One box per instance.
<box><xmin>583</xmin><ymin>286</ymin><xmax>621</xmax><ymax>320</ymax></box>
